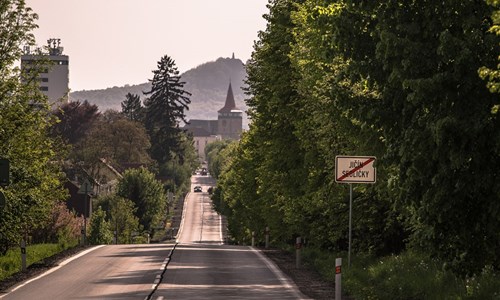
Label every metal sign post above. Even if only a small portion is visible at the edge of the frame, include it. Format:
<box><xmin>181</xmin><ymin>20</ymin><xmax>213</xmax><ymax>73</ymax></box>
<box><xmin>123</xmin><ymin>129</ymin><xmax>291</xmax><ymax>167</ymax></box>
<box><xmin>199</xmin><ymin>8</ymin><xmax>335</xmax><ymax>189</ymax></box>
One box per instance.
<box><xmin>335</xmin><ymin>156</ymin><xmax>376</xmax><ymax>268</ymax></box>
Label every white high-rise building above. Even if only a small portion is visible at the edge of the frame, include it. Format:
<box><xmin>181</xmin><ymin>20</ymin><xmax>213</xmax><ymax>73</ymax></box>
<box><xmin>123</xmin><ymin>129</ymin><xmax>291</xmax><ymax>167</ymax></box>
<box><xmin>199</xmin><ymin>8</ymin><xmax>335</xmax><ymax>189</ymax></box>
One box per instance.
<box><xmin>21</xmin><ymin>38</ymin><xmax>69</xmax><ymax>108</ymax></box>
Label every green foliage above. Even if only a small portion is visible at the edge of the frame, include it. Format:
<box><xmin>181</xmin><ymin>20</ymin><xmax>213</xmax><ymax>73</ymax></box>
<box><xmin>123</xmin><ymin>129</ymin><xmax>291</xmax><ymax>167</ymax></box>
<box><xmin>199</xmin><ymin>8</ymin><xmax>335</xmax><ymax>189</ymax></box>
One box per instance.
<box><xmin>87</xmin><ymin>206</ymin><xmax>113</xmax><ymax>245</ymax></box>
<box><xmin>117</xmin><ymin>167</ymin><xmax>166</xmax><ymax>233</ymax></box>
<box><xmin>143</xmin><ymin>54</ymin><xmax>191</xmax><ymax>164</ymax></box>
<box><xmin>479</xmin><ymin>0</ymin><xmax>500</xmax><ymax>113</ymax></box>
<box><xmin>73</xmin><ymin>110</ymin><xmax>151</xmax><ymax>165</ymax></box>
<box><xmin>205</xmin><ymin>140</ymin><xmax>232</xmax><ymax>179</ymax></box>
<box><xmin>0</xmin><ymin>0</ymin><xmax>37</xmax><ymax>71</ymax></box>
<box><xmin>214</xmin><ymin>0</ymin><xmax>500</xmax><ymax>278</ymax></box>
<box><xmin>0</xmin><ymin>243</ymin><xmax>77</xmax><ymax>281</ymax></box>
<box><xmin>158</xmin><ymin>132</ymin><xmax>199</xmax><ymax>195</ymax></box>
<box><xmin>0</xmin><ymin>0</ymin><xmax>67</xmax><ymax>252</ymax></box>
<box><xmin>94</xmin><ymin>194</ymin><xmax>140</xmax><ymax>244</ymax></box>
<box><xmin>303</xmin><ymin>248</ymin><xmax>500</xmax><ymax>299</ymax></box>
<box><xmin>345</xmin><ymin>252</ymin><xmax>466</xmax><ymax>299</ymax></box>
<box><xmin>121</xmin><ymin>92</ymin><xmax>143</xmax><ymax>121</ymax></box>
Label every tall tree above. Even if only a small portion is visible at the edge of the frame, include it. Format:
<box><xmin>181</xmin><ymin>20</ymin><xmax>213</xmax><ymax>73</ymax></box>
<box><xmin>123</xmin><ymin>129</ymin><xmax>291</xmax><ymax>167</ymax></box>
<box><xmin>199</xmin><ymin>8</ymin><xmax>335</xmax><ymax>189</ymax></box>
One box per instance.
<box><xmin>0</xmin><ymin>0</ymin><xmax>66</xmax><ymax>250</ymax></box>
<box><xmin>294</xmin><ymin>0</ymin><xmax>500</xmax><ymax>274</ymax></box>
<box><xmin>0</xmin><ymin>0</ymin><xmax>37</xmax><ymax>71</ymax></box>
<box><xmin>143</xmin><ymin>54</ymin><xmax>191</xmax><ymax>165</ymax></box>
<box><xmin>121</xmin><ymin>92</ymin><xmax>143</xmax><ymax>121</ymax></box>
<box><xmin>243</xmin><ymin>0</ymin><xmax>307</xmax><ymax>242</ymax></box>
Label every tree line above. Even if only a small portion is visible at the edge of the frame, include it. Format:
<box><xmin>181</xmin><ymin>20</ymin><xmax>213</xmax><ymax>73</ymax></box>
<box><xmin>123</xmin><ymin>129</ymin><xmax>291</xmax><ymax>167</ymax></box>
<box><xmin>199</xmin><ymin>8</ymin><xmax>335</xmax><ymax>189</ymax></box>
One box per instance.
<box><xmin>0</xmin><ymin>0</ymin><xmax>197</xmax><ymax>250</ymax></box>
<box><xmin>211</xmin><ymin>0</ymin><xmax>500</xmax><ymax>276</ymax></box>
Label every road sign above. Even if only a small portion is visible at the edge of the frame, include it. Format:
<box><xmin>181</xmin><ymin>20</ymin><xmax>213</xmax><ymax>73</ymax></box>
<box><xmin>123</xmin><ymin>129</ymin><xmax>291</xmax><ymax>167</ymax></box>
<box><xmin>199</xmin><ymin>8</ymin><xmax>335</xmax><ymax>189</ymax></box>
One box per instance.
<box><xmin>335</xmin><ymin>156</ymin><xmax>376</xmax><ymax>183</ymax></box>
<box><xmin>78</xmin><ymin>179</ymin><xmax>93</xmax><ymax>194</ymax></box>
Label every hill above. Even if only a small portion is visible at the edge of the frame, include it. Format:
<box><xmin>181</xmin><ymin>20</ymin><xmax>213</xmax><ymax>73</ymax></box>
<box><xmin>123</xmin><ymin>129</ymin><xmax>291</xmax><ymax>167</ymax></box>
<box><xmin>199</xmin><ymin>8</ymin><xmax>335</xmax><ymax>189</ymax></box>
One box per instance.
<box><xmin>70</xmin><ymin>56</ymin><xmax>249</xmax><ymax>128</ymax></box>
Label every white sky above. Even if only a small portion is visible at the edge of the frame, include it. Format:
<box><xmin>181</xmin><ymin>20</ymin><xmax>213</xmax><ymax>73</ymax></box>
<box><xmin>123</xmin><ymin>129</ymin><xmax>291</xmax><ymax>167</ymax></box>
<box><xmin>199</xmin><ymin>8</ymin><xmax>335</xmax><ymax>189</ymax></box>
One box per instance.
<box><xmin>25</xmin><ymin>0</ymin><xmax>269</xmax><ymax>91</ymax></box>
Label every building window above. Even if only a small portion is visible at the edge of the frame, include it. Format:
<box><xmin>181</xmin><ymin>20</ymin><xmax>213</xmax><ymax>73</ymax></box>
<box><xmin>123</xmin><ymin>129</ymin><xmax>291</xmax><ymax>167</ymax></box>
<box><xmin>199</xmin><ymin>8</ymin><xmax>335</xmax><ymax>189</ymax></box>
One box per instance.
<box><xmin>39</xmin><ymin>86</ymin><xmax>48</xmax><ymax>91</ymax></box>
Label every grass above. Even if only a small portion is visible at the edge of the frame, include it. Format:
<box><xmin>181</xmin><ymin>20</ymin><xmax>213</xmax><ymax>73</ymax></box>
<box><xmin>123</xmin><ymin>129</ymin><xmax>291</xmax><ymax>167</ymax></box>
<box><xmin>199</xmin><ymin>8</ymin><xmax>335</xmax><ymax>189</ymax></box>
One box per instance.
<box><xmin>0</xmin><ymin>242</ymin><xmax>78</xmax><ymax>281</ymax></box>
<box><xmin>301</xmin><ymin>248</ymin><xmax>500</xmax><ymax>299</ymax></box>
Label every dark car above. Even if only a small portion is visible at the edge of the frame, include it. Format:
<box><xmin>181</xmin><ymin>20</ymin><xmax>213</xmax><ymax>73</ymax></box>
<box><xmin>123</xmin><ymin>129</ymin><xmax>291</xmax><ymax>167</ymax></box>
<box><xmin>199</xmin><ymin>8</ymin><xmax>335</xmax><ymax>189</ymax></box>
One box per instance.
<box><xmin>194</xmin><ymin>186</ymin><xmax>202</xmax><ymax>192</ymax></box>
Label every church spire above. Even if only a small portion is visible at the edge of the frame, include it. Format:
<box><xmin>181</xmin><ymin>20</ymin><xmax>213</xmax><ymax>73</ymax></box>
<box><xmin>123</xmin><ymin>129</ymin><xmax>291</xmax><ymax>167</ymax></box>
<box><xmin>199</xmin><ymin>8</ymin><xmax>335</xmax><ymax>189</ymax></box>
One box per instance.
<box><xmin>218</xmin><ymin>80</ymin><xmax>238</xmax><ymax>113</ymax></box>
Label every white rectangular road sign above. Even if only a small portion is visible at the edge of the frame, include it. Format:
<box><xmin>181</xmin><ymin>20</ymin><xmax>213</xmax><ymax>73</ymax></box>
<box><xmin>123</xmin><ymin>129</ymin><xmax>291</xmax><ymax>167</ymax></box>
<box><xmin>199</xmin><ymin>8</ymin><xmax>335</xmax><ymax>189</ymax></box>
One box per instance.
<box><xmin>335</xmin><ymin>156</ymin><xmax>376</xmax><ymax>183</ymax></box>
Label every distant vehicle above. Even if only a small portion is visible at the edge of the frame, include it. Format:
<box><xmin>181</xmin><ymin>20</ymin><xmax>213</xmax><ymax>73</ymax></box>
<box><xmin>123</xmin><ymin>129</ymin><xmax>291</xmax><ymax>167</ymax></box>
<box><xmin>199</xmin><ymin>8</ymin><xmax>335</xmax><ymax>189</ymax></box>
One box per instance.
<box><xmin>200</xmin><ymin>168</ymin><xmax>207</xmax><ymax>176</ymax></box>
<box><xmin>194</xmin><ymin>186</ymin><xmax>202</xmax><ymax>192</ymax></box>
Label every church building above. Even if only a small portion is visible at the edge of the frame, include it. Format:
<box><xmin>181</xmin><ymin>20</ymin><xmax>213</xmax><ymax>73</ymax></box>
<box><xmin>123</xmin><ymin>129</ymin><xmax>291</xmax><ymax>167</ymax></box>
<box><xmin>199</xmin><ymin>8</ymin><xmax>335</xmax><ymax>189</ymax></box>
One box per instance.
<box><xmin>184</xmin><ymin>82</ymin><xmax>243</xmax><ymax>161</ymax></box>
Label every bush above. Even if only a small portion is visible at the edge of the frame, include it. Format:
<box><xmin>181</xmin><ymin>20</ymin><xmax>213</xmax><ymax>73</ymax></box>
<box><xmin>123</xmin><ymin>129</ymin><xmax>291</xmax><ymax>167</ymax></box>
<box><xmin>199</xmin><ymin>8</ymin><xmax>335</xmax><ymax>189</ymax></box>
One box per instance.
<box><xmin>87</xmin><ymin>207</ymin><xmax>113</xmax><ymax>245</ymax></box>
<box><xmin>302</xmin><ymin>248</ymin><xmax>500</xmax><ymax>299</ymax></box>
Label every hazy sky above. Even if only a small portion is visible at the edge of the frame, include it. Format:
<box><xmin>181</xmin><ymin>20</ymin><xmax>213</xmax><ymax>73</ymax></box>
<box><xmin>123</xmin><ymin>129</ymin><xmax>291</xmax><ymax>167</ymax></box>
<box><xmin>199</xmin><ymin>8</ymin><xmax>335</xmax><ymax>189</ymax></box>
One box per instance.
<box><xmin>25</xmin><ymin>0</ymin><xmax>269</xmax><ymax>91</ymax></box>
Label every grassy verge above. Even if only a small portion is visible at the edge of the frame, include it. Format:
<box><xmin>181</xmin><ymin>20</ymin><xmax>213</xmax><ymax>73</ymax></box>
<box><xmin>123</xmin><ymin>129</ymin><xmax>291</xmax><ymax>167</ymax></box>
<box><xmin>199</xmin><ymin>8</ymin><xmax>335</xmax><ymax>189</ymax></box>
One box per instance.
<box><xmin>0</xmin><ymin>242</ymin><xmax>78</xmax><ymax>281</ymax></box>
<box><xmin>302</xmin><ymin>248</ymin><xmax>500</xmax><ymax>299</ymax></box>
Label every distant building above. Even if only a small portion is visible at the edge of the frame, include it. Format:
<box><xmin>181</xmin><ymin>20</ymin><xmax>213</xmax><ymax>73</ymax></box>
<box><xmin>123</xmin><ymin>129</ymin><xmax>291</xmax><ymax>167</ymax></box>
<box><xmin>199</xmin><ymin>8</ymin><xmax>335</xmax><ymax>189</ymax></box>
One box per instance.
<box><xmin>217</xmin><ymin>82</ymin><xmax>243</xmax><ymax>140</ymax></box>
<box><xmin>184</xmin><ymin>81</ymin><xmax>242</xmax><ymax>160</ymax></box>
<box><xmin>21</xmin><ymin>38</ymin><xmax>69</xmax><ymax>108</ymax></box>
<box><xmin>190</xmin><ymin>127</ymin><xmax>222</xmax><ymax>162</ymax></box>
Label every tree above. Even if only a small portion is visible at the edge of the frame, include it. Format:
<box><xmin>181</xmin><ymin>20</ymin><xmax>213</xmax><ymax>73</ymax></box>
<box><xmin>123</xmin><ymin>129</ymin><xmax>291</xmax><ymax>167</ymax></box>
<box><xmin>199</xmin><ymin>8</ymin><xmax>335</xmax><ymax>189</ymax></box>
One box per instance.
<box><xmin>205</xmin><ymin>140</ymin><xmax>232</xmax><ymax>180</ymax></box>
<box><xmin>0</xmin><ymin>0</ymin><xmax>66</xmax><ymax>251</ymax></box>
<box><xmin>0</xmin><ymin>0</ymin><xmax>37</xmax><ymax>72</ymax></box>
<box><xmin>158</xmin><ymin>131</ymin><xmax>198</xmax><ymax>196</ymax></box>
<box><xmin>117</xmin><ymin>167</ymin><xmax>166</xmax><ymax>233</ymax></box>
<box><xmin>479</xmin><ymin>0</ymin><xmax>500</xmax><ymax>113</ymax></box>
<box><xmin>31</xmin><ymin>201</ymin><xmax>83</xmax><ymax>247</ymax></box>
<box><xmin>290</xmin><ymin>0</ymin><xmax>500</xmax><ymax>274</ymax></box>
<box><xmin>143</xmin><ymin>54</ymin><xmax>191</xmax><ymax>164</ymax></box>
<box><xmin>51</xmin><ymin>100</ymin><xmax>100</xmax><ymax>145</ymax></box>
<box><xmin>87</xmin><ymin>206</ymin><xmax>113</xmax><ymax>245</ymax></box>
<box><xmin>73</xmin><ymin>110</ymin><xmax>151</xmax><ymax>165</ymax></box>
<box><xmin>121</xmin><ymin>92</ymin><xmax>143</xmax><ymax>121</ymax></box>
<box><xmin>94</xmin><ymin>195</ymin><xmax>140</xmax><ymax>244</ymax></box>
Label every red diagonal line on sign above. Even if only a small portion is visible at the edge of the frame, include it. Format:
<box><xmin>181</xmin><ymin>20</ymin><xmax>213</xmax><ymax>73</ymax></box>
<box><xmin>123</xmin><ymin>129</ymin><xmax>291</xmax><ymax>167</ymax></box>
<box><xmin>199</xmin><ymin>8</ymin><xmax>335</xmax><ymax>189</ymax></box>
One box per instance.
<box><xmin>337</xmin><ymin>158</ymin><xmax>374</xmax><ymax>181</ymax></box>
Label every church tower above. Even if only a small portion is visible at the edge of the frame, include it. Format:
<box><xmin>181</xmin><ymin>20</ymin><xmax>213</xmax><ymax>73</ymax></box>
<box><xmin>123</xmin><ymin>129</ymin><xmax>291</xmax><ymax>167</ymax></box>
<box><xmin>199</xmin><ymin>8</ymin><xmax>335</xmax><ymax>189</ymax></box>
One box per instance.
<box><xmin>217</xmin><ymin>82</ymin><xmax>242</xmax><ymax>140</ymax></box>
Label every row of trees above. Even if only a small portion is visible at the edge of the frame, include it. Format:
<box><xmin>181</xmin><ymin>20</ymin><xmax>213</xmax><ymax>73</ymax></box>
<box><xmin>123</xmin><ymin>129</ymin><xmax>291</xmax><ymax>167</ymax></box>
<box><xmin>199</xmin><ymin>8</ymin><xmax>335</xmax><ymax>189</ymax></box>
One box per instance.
<box><xmin>212</xmin><ymin>0</ymin><xmax>500</xmax><ymax>276</ymax></box>
<box><xmin>0</xmin><ymin>0</ymin><xmax>197</xmax><ymax>250</ymax></box>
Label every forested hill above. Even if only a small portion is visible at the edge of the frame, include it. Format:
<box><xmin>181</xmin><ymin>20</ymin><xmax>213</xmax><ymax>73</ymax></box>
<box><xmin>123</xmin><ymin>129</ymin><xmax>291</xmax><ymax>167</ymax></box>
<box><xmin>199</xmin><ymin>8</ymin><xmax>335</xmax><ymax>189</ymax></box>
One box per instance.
<box><xmin>70</xmin><ymin>57</ymin><xmax>249</xmax><ymax>127</ymax></box>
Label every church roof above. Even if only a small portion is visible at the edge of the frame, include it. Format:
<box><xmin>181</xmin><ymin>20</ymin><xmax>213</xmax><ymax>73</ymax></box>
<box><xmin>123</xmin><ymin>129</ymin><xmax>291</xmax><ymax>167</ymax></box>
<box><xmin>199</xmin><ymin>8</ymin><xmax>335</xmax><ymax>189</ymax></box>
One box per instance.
<box><xmin>218</xmin><ymin>82</ymin><xmax>239</xmax><ymax>113</ymax></box>
<box><xmin>185</xmin><ymin>126</ymin><xmax>212</xmax><ymax>137</ymax></box>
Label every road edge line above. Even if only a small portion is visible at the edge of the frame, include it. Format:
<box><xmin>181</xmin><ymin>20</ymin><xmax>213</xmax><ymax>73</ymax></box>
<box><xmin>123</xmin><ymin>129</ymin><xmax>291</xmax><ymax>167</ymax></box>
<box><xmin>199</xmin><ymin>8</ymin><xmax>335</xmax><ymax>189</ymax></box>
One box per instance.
<box><xmin>1</xmin><ymin>245</ymin><xmax>105</xmax><ymax>296</ymax></box>
<box><xmin>251</xmin><ymin>247</ymin><xmax>311</xmax><ymax>300</ymax></box>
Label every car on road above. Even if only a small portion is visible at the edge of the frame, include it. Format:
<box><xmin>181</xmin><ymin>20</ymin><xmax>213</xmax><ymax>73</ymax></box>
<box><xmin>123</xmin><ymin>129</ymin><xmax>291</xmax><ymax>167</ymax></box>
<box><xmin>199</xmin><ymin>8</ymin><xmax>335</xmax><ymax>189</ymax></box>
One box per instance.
<box><xmin>194</xmin><ymin>186</ymin><xmax>202</xmax><ymax>192</ymax></box>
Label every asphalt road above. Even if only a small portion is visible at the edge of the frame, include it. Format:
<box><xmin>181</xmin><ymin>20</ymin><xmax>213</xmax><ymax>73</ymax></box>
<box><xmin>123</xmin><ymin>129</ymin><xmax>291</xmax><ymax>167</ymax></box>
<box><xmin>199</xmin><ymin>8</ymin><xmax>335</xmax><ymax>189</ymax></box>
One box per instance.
<box><xmin>0</xmin><ymin>244</ymin><xmax>176</xmax><ymax>299</ymax></box>
<box><xmin>1</xmin><ymin>175</ymin><xmax>306</xmax><ymax>299</ymax></box>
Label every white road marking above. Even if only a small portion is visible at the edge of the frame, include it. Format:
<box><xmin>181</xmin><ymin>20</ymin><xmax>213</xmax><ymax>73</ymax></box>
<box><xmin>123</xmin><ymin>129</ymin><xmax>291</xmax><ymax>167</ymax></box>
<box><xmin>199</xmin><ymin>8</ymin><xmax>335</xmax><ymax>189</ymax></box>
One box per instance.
<box><xmin>0</xmin><ymin>245</ymin><xmax>105</xmax><ymax>297</ymax></box>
